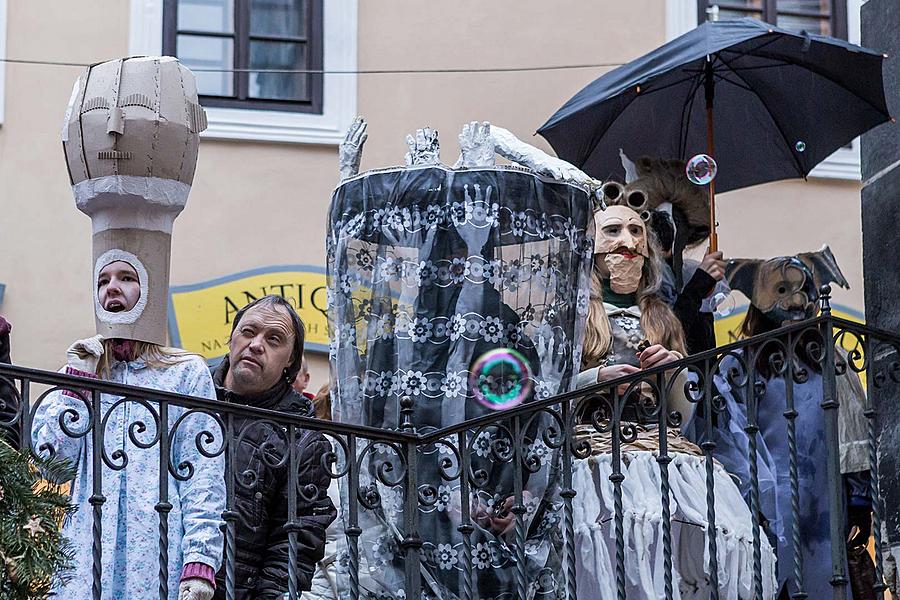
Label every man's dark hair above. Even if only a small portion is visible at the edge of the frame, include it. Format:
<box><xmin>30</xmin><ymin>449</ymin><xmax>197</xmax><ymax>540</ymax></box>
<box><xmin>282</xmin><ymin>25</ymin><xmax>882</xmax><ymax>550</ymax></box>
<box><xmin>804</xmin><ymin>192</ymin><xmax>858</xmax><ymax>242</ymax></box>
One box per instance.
<box><xmin>229</xmin><ymin>295</ymin><xmax>306</xmax><ymax>384</ymax></box>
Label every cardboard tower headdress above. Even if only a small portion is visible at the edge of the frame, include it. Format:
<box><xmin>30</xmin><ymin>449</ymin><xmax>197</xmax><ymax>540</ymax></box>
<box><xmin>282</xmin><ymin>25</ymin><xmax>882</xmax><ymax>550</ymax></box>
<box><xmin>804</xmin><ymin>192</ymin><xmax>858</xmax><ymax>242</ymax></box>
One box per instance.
<box><xmin>62</xmin><ymin>56</ymin><xmax>207</xmax><ymax>345</ymax></box>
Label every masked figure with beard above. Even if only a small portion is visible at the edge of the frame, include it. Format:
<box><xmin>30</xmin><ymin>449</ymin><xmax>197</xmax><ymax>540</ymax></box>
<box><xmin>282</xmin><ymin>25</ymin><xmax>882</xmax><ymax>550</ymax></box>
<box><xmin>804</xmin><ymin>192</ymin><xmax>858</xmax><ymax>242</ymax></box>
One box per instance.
<box><xmin>569</xmin><ymin>203</ymin><xmax>777</xmax><ymax>600</ymax></box>
<box><xmin>687</xmin><ymin>247</ymin><xmax>873</xmax><ymax>600</ymax></box>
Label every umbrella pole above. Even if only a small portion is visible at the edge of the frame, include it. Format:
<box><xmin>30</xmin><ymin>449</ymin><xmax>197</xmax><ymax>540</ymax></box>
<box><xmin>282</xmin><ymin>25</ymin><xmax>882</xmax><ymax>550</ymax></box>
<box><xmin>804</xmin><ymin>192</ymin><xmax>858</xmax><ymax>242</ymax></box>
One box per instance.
<box><xmin>705</xmin><ymin>57</ymin><xmax>718</xmax><ymax>252</ymax></box>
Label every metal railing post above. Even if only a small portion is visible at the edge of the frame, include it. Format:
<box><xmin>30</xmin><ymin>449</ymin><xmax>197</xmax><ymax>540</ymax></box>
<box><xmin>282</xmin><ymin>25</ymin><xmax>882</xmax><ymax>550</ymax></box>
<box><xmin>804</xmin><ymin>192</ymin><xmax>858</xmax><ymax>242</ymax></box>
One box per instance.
<box><xmin>400</xmin><ymin>396</ymin><xmax>422</xmax><ymax>600</ymax></box>
<box><xmin>224</xmin><ymin>413</ymin><xmax>237</xmax><ymax>600</ymax></box>
<box><xmin>287</xmin><ymin>424</ymin><xmax>300</xmax><ymax>600</ymax></box>
<box><xmin>784</xmin><ymin>335</ymin><xmax>807</xmax><ymax>599</ymax></box>
<box><xmin>90</xmin><ymin>388</ymin><xmax>105</xmax><ymax>600</ymax></box>
<box><xmin>610</xmin><ymin>387</ymin><xmax>626</xmax><ymax>600</ymax></box>
<box><xmin>457</xmin><ymin>430</ymin><xmax>474</xmax><ymax>600</ymax></box>
<box><xmin>561</xmin><ymin>402</ymin><xmax>577</xmax><ymax>600</ymax></box>
<box><xmin>346</xmin><ymin>433</ymin><xmax>361</xmax><ymax>600</ymax></box>
<box><xmin>703</xmin><ymin>356</ymin><xmax>721</xmax><ymax>600</ymax></box>
<box><xmin>157</xmin><ymin>400</ymin><xmax>171</xmax><ymax>600</ymax></box>
<box><xmin>512</xmin><ymin>415</ymin><xmax>527</xmax><ymax>600</ymax></box>
<box><xmin>657</xmin><ymin>371</ymin><xmax>675</xmax><ymax>600</ymax></box>
<box><xmin>820</xmin><ymin>287</ymin><xmax>849</xmax><ymax>598</ymax></box>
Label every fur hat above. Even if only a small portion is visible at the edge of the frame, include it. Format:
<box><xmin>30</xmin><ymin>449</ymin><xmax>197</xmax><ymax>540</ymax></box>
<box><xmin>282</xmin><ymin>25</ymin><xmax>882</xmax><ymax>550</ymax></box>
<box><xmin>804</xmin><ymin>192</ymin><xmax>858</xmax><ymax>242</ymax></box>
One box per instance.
<box><xmin>619</xmin><ymin>152</ymin><xmax>710</xmax><ymax>248</ymax></box>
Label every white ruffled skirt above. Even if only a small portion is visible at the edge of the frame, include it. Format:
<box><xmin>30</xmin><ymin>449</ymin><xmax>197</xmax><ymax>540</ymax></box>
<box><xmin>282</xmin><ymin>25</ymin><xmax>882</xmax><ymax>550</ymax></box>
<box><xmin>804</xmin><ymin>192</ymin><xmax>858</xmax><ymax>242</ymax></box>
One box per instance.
<box><xmin>572</xmin><ymin>451</ymin><xmax>777</xmax><ymax>600</ymax></box>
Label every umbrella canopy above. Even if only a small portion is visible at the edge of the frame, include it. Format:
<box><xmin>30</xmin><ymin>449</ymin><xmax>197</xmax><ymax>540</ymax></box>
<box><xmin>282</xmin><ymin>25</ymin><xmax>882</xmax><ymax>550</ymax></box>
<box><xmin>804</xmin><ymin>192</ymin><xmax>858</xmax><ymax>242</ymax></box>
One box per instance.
<box><xmin>537</xmin><ymin>18</ymin><xmax>891</xmax><ymax>193</ymax></box>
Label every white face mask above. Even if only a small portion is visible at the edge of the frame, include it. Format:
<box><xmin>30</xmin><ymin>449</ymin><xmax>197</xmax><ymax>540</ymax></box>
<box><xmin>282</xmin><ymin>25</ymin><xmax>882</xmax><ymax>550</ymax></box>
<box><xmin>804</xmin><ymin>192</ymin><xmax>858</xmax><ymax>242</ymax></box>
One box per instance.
<box><xmin>594</xmin><ymin>205</ymin><xmax>648</xmax><ymax>294</ymax></box>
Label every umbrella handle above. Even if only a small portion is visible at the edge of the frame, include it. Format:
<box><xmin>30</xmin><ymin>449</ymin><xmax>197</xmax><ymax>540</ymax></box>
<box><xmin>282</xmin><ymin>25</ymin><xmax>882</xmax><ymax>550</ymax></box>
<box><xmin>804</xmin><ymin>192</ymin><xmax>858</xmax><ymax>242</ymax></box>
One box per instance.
<box><xmin>705</xmin><ymin>58</ymin><xmax>718</xmax><ymax>253</ymax></box>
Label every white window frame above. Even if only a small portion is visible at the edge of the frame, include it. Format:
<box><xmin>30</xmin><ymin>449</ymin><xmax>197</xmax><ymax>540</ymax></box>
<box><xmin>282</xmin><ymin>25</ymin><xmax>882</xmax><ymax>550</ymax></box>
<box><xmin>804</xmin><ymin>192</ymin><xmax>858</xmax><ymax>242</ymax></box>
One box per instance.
<box><xmin>0</xmin><ymin>0</ymin><xmax>7</xmax><ymax>126</ymax></box>
<box><xmin>666</xmin><ymin>0</ymin><xmax>864</xmax><ymax>181</ymax></box>
<box><xmin>129</xmin><ymin>0</ymin><xmax>357</xmax><ymax>145</ymax></box>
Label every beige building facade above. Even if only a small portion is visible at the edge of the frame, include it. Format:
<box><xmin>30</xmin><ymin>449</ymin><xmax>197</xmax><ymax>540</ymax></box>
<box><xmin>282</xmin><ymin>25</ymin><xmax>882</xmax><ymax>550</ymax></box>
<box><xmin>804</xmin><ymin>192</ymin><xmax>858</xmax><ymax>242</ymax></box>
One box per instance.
<box><xmin>0</xmin><ymin>0</ymin><xmax>869</xmax><ymax>386</ymax></box>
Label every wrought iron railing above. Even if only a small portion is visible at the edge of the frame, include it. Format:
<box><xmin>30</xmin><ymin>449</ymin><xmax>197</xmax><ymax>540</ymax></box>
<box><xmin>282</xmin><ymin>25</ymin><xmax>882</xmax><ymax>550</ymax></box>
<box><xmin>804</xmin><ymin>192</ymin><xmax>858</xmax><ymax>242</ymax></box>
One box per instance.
<box><xmin>1</xmin><ymin>291</ymin><xmax>897</xmax><ymax>600</ymax></box>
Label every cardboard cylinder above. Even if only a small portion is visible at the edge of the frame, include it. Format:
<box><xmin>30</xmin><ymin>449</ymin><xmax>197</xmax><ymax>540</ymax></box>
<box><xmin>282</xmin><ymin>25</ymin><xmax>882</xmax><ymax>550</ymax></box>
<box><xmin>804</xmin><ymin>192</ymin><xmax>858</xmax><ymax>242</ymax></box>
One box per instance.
<box><xmin>62</xmin><ymin>56</ymin><xmax>206</xmax><ymax>345</ymax></box>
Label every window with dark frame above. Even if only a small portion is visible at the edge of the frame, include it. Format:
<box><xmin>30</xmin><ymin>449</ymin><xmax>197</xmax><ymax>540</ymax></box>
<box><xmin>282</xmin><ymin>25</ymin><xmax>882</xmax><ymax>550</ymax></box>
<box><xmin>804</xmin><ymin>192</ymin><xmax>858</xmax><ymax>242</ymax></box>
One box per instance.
<box><xmin>697</xmin><ymin>0</ymin><xmax>848</xmax><ymax>40</ymax></box>
<box><xmin>162</xmin><ymin>0</ymin><xmax>323</xmax><ymax>113</ymax></box>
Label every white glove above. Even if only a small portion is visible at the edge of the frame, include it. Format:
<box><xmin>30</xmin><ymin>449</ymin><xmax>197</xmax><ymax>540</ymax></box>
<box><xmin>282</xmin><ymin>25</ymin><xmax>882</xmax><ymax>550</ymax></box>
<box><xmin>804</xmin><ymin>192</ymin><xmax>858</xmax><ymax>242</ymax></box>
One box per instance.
<box><xmin>178</xmin><ymin>578</ymin><xmax>215</xmax><ymax>600</ymax></box>
<box><xmin>404</xmin><ymin>128</ymin><xmax>441</xmax><ymax>166</ymax></box>
<box><xmin>339</xmin><ymin>116</ymin><xmax>368</xmax><ymax>181</ymax></box>
<box><xmin>454</xmin><ymin>121</ymin><xmax>496</xmax><ymax>168</ymax></box>
<box><xmin>65</xmin><ymin>334</ymin><xmax>104</xmax><ymax>374</ymax></box>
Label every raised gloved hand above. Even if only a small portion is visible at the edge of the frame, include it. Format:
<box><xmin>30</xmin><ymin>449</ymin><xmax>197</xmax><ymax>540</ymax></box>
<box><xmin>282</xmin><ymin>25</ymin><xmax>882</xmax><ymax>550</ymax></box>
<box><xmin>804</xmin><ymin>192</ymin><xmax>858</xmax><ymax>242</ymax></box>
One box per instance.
<box><xmin>178</xmin><ymin>578</ymin><xmax>215</xmax><ymax>600</ymax></box>
<box><xmin>455</xmin><ymin>121</ymin><xmax>496</xmax><ymax>168</ymax></box>
<box><xmin>65</xmin><ymin>335</ymin><xmax>104</xmax><ymax>374</ymax></box>
<box><xmin>339</xmin><ymin>116</ymin><xmax>368</xmax><ymax>181</ymax></box>
<box><xmin>404</xmin><ymin>128</ymin><xmax>441</xmax><ymax>166</ymax></box>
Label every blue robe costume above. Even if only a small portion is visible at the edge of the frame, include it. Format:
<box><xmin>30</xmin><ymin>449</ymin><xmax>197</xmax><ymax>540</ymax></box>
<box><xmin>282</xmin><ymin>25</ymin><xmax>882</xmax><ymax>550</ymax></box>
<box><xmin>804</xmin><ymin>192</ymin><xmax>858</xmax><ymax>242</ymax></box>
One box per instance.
<box><xmin>32</xmin><ymin>355</ymin><xmax>225</xmax><ymax>599</ymax></box>
<box><xmin>688</xmin><ymin>349</ymin><xmax>869</xmax><ymax>599</ymax></box>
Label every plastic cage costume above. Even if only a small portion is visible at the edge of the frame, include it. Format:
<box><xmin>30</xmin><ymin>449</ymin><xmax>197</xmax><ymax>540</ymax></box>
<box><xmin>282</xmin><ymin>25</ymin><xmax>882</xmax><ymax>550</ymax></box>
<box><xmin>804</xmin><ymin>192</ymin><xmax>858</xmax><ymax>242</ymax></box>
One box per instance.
<box><xmin>327</xmin><ymin>164</ymin><xmax>594</xmax><ymax>600</ymax></box>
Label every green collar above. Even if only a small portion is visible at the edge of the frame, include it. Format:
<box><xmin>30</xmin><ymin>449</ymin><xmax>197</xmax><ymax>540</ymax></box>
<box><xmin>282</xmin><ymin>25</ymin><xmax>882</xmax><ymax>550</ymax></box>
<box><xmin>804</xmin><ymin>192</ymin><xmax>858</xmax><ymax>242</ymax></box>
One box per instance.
<box><xmin>601</xmin><ymin>279</ymin><xmax>636</xmax><ymax>309</ymax></box>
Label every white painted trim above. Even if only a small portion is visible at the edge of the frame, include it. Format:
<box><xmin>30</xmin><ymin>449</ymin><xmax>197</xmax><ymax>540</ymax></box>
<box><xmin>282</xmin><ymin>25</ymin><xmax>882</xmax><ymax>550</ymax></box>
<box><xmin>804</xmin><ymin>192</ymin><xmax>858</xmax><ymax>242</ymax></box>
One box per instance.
<box><xmin>809</xmin><ymin>144</ymin><xmax>861</xmax><ymax>180</ymax></box>
<box><xmin>848</xmin><ymin>0</ymin><xmax>862</xmax><ymax>45</ymax></box>
<box><xmin>666</xmin><ymin>0</ymin><xmax>698</xmax><ymax>41</ymax></box>
<box><xmin>129</xmin><ymin>0</ymin><xmax>164</xmax><ymax>56</ymax></box>
<box><xmin>666</xmin><ymin>0</ymin><xmax>863</xmax><ymax>181</ymax></box>
<box><xmin>129</xmin><ymin>0</ymin><xmax>357</xmax><ymax>146</ymax></box>
<box><xmin>0</xmin><ymin>0</ymin><xmax>7</xmax><ymax>126</ymax></box>
<box><xmin>806</xmin><ymin>0</ymin><xmax>863</xmax><ymax>182</ymax></box>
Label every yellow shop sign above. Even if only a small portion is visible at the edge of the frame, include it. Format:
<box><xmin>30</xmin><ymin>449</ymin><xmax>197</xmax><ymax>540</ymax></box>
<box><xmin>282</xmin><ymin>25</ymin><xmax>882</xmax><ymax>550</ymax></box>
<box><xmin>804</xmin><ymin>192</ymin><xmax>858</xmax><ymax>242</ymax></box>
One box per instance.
<box><xmin>714</xmin><ymin>303</ymin><xmax>864</xmax><ymax>346</ymax></box>
<box><xmin>168</xmin><ymin>265</ymin><xmax>329</xmax><ymax>360</ymax></box>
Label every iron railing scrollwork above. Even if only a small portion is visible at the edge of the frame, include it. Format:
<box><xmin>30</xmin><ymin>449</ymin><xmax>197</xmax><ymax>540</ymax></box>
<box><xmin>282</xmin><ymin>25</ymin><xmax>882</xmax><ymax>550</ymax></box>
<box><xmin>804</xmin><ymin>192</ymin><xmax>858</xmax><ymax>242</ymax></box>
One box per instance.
<box><xmin>0</xmin><ymin>311</ymin><xmax>897</xmax><ymax>599</ymax></box>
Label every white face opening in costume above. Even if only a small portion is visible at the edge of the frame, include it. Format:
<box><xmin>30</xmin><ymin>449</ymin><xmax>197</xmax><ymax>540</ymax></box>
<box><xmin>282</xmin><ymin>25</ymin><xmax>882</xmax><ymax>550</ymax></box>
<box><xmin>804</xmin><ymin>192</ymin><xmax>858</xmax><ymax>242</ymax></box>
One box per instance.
<box><xmin>98</xmin><ymin>261</ymin><xmax>141</xmax><ymax>314</ymax></box>
<box><xmin>593</xmin><ymin>205</ymin><xmax>649</xmax><ymax>294</ymax></box>
<box><xmin>92</xmin><ymin>249</ymin><xmax>151</xmax><ymax>326</ymax></box>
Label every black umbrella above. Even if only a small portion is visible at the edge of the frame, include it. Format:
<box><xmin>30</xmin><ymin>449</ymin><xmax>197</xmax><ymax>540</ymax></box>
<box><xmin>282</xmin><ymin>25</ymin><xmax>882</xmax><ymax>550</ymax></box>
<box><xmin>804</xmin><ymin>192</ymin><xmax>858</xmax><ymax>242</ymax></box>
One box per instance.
<box><xmin>537</xmin><ymin>17</ymin><xmax>892</xmax><ymax>250</ymax></box>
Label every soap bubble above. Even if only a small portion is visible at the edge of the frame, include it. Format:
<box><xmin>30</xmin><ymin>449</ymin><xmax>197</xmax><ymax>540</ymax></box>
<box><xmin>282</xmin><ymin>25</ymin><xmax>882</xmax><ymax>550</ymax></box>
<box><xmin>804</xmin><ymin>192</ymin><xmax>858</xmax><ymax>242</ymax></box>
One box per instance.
<box><xmin>713</xmin><ymin>292</ymin><xmax>736</xmax><ymax>318</ymax></box>
<box><xmin>469</xmin><ymin>348</ymin><xmax>533</xmax><ymax>410</ymax></box>
<box><xmin>795</xmin><ymin>140</ymin><xmax>806</xmax><ymax>153</ymax></box>
<box><xmin>685</xmin><ymin>154</ymin><xmax>718</xmax><ymax>185</ymax></box>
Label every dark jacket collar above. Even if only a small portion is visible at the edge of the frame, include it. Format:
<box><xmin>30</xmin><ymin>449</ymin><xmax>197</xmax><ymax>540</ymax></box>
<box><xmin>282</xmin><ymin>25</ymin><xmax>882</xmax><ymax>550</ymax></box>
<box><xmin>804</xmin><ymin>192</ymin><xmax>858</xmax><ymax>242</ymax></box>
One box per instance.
<box><xmin>211</xmin><ymin>357</ymin><xmax>312</xmax><ymax>415</ymax></box>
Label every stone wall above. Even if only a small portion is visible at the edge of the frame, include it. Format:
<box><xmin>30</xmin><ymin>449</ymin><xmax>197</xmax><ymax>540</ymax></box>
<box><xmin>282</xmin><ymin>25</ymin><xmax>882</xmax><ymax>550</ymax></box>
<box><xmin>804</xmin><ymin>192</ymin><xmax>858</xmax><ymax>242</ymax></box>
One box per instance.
<box><xmin>861</xmin><ymin>0</ymin><xmax>900</xmax><ymax>558</ymax></box>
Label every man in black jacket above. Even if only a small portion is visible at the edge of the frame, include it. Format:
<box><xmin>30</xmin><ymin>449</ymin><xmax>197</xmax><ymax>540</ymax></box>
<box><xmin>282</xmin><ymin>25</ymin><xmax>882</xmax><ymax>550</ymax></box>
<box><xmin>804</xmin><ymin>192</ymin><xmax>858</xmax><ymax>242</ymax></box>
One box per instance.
<box><xmin>0</xmin><ymin>315</ymin><xmax>19</xmax><ymax>449</ymax></box>
<box><xmin>212</xmin><ymin>295</ymin><xmax>336</xmax><ymax>599</ymax></box>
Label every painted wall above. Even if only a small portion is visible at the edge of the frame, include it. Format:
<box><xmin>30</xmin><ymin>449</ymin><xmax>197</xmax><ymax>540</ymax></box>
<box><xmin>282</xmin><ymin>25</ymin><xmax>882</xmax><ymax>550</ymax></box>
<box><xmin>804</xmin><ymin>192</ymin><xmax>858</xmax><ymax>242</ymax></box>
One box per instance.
<box><xmin>0</xmin><ymin>0</ymin><xmax>867</xmax><ymax>391</ymax></box>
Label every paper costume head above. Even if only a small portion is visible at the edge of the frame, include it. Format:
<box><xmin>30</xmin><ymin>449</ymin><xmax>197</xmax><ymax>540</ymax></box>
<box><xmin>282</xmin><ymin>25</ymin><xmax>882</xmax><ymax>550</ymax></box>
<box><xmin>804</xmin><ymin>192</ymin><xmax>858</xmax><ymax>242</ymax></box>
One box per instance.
<box><xmin>593</xmin><ymin>204</ymin><xmax>649</xmax><ymax>294</ymax></box>
<box><xmin>62</xmin><ymin>56</ymin><xmax>207</xmax><ymax>345</ymax></box>
<box><xmin>726</xmin><ymin>245</ymin><xmax>850</xmax><ymax>326</ymax></box>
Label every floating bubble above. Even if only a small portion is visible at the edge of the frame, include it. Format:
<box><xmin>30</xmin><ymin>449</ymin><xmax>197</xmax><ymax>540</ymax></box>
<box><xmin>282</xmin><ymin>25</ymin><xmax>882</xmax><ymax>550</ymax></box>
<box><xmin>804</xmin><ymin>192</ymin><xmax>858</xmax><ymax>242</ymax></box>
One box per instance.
<box><xmin>795</xmin><ymin>140</ymin><xmax>806</xmax><ymax>153</ymax></box>
<box><xmin>469</xmin><ymin>348</ymin><xmax>534</xmax><ymax>410</ymax></box>
<box><xmin>686</xmin><ymin>154</ymin><xmax>718</xmax><ymax>185</ymax></box>
<box><xmin>713</xmin><ymin>291</ymin><xmax>736</xmax><ymax>318</ymax></box>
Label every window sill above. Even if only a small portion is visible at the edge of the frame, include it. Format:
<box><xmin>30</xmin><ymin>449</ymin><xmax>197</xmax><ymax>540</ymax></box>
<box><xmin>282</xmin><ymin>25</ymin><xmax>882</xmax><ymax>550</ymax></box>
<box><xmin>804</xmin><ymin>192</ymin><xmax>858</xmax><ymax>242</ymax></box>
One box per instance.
<box><xmin>129</xmin><ymin>0</ymin><xmax>357</xmax><ymax>146</ymax></box>
<box><xmin>202</xmin><ymin>96</ymin><xmax>352</xmax><ymax>145</ymax></box>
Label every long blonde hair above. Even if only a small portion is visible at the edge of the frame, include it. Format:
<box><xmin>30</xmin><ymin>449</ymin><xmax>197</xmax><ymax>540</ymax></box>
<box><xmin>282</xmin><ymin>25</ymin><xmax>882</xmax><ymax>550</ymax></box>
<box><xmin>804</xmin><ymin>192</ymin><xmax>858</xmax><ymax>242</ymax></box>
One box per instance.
<box><xmin>581</xmin><ymin>252</ymin><xmax>687</xmax><ymax>369</ymax></box>
<box><xmin>96</xmin><ymin>339</ymin><xmax>194</xmax><ymax>378</ymax></box>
